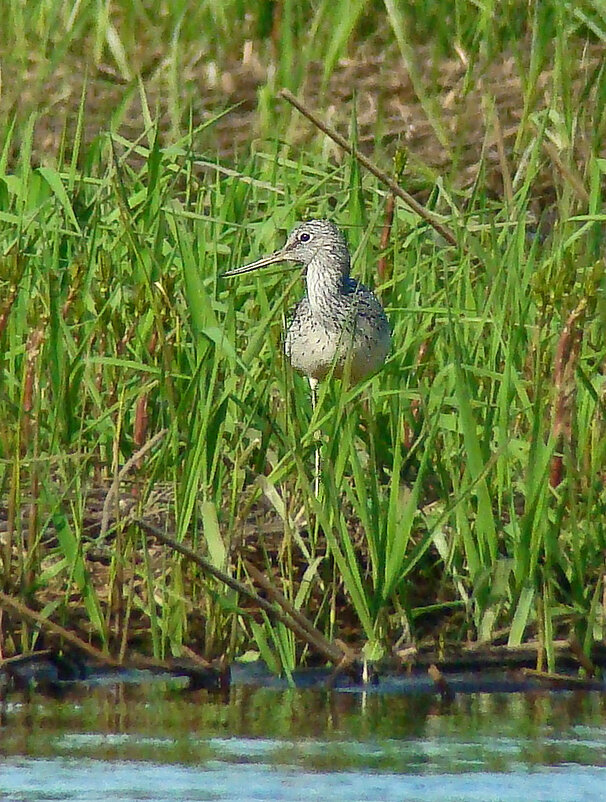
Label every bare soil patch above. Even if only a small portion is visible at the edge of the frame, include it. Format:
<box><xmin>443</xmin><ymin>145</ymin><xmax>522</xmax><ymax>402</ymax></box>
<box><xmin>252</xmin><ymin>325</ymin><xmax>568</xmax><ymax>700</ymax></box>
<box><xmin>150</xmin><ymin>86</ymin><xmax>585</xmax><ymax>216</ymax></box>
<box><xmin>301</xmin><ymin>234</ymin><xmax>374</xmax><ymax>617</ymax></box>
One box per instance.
<box><xmin>2</xmin><ymin>36</ymin><xmax>605</xmax><ymax>198</ymax></box>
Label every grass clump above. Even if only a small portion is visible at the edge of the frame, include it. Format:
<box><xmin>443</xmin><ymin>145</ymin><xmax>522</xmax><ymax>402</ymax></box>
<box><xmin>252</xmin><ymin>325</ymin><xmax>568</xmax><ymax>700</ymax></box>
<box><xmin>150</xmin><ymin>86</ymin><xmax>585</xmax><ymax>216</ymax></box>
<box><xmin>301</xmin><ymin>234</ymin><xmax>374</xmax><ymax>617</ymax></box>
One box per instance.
<box><xmin>0</xmin><ymin>1</ymin><xmax>605</xmax><ymax>674</ymax></box>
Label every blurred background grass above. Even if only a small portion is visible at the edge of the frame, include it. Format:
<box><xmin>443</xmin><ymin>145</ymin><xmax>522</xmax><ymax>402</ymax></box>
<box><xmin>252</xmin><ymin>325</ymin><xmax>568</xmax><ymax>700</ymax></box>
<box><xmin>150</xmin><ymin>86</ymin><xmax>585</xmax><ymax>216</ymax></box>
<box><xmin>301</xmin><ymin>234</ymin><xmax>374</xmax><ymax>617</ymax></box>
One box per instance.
<box><xmin>0</xmin><ymin>0</ymin><xmax>605</xmax><ymax>671</ymax></box>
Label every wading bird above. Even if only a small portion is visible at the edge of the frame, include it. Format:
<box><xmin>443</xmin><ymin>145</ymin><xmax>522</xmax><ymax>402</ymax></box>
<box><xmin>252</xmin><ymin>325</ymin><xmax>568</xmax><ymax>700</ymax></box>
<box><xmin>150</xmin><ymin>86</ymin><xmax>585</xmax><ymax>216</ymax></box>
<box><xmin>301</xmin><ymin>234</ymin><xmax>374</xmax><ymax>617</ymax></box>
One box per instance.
<box><xmin>224</xmin><ymin>219</ymin><xmax>391</xmax><ymax>488</ymax></box>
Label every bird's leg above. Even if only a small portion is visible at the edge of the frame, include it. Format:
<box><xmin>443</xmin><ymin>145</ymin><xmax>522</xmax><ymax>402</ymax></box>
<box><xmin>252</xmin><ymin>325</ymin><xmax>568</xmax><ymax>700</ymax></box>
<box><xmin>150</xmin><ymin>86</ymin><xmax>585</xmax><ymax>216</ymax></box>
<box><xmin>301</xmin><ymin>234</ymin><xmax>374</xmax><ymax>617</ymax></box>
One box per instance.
<box><xmin>308</xmin><ymin>377</ymin><xmax>320</xmax><ymax>496</ymax></box>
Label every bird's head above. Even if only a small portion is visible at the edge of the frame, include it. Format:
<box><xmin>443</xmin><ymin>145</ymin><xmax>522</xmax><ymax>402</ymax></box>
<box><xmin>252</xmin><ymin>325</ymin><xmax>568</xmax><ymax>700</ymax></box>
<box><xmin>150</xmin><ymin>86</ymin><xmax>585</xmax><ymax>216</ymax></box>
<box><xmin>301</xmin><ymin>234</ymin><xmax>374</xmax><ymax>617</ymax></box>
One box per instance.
<box><xmin>280</xmin><ymin>220</ymin><xmax>350</xmax><ymax>273</ymax></box>
<box><xmin>223</xmin><ymin>219</ymin><xmax>351</xmax><ymax>279</ymax></box>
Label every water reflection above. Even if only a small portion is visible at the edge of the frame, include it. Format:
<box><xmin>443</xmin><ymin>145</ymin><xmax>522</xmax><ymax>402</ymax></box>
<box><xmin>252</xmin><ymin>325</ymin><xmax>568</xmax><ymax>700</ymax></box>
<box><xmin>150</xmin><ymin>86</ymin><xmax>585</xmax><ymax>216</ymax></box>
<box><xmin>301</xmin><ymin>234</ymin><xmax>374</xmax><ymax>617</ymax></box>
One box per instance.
<box><xmin>1</xmin><ymin>683</ymin><xmax>606</xmax><ymax>802</ymax></box>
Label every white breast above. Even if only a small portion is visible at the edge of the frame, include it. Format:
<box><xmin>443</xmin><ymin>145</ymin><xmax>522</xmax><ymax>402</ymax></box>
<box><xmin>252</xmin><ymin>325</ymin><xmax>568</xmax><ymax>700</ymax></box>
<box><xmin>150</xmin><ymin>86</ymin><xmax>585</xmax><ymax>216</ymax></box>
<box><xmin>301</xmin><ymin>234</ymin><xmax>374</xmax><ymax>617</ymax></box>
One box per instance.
<box><xmin>285</xmin><ymin>311</ymin><xmax>390</xmax><ymax>382</ymax></box>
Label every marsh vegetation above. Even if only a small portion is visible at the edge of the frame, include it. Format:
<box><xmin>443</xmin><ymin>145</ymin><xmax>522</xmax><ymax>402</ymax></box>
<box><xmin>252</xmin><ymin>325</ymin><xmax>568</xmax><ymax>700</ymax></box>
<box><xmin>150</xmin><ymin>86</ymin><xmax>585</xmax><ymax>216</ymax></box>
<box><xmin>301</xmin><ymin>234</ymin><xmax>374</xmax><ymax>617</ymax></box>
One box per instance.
<box><xmin>0</xmin><ymin>0</ymin><xmax>605</xmax><ymax>676</ymax></box>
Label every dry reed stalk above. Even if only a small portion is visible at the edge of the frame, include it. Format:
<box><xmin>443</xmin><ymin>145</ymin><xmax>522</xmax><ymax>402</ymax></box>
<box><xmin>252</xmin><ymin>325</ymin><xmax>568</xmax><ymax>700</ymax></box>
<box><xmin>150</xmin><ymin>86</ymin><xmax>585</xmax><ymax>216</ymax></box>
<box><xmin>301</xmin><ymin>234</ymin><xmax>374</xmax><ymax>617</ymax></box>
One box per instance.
<box><xmin>550</xmin><ymin>298</ymin><xmax>587</xmax><ymax>487</ymax></box>
<box><xmin>0</xmin><ymin>284</ymin><xmax>19</xmax><ymax>338</ymax></box>
<box><xmin>278</xmin><ymin>88</ymin><xmax>460</xmax><ymax>249</ymax></box>
<box><xmin>0</xmin><ymin>590</ymin><xmax>122</xmax><ymax>667</ymax></box>
<box><xmin>377</xmin><ymin>193</ymin><xmax>395</xmax><ymax>281</ymax></box>
<box><xmin>134</xmin><ymin>331</ymin><xmax>159</xmax><ymax>459</ymax></box>
<box><xmin>244</xmin><ymin>559</ymin><xmax>344</xmax><ymax>663</ymax></box>
<box><xmin>21</xmin><ymin>326</ymin><xmax>45</xmax><ymax>451</ymax></box>
<box><xmin>138</xmin><ymin>520</ymin><xmax>345</xmax><ymax>665</ymax></box>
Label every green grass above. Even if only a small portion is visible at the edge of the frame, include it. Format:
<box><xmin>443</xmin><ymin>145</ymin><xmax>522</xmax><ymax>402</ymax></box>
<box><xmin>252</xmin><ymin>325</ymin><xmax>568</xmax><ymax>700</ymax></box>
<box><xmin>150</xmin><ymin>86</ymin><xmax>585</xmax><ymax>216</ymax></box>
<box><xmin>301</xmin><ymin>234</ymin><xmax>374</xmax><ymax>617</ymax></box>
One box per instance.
<box><xmin>0</xmin><ymin>1</ymin><xmax>605</xmax><ymax>672</ymax></box>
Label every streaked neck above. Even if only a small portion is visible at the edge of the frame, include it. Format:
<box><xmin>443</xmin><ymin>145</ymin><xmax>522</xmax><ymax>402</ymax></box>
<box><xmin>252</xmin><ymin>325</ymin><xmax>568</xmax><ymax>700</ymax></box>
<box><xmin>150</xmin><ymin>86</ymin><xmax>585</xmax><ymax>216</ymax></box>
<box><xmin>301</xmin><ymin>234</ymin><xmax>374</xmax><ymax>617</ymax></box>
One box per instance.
<box><xmin>306</xmin><ymin>254</ymin><xmax>347</xmax><ymax>318</ymax></box>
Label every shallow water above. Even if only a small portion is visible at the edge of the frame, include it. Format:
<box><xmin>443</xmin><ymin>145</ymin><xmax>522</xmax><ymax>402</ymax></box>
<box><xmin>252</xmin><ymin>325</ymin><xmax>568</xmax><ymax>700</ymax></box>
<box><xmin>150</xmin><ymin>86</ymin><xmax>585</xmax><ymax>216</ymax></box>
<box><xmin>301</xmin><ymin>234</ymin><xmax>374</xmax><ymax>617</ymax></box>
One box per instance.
<box><xmin>1</xmin><ymin>681</ymin><xmax>606</xmax><ymax>801</ymax></box>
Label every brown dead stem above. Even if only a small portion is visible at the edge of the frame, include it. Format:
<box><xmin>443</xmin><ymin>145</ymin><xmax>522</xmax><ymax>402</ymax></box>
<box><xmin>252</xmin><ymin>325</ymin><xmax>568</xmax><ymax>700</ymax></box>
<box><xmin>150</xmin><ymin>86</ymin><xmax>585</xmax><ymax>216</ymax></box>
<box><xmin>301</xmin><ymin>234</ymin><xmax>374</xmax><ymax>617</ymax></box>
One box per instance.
<box><xmin>377</xmin><ymin>193</ymin><xmax>395</xmax><ymax>281</ymax></box>
<box><xmin>550</xmin><ymin>298</ymin><xmax>587</xmax><ymax>487</ymax></box>
<box><xmin>21</xmin><ymin>325</ymin><xmax>46</xmax><ymax>452</ymax></box>
<box><xmin>138</xmin><ymin>519</ymin><xmax>345</xmax><ymax>665</ymax></box>
<box><xmin>0</xmin><ymin>284</ymin><xmax>19</xmax><ymax>339</ymax></box>
<box><xmin>0</xmin><ymin>590</ymin><xmax>122</xmax><ymax>667</ymax></box>
<box><xmin>279</xmin><ymin>88</ymin><xmax>461</xmax><ymax>251</ymax></box>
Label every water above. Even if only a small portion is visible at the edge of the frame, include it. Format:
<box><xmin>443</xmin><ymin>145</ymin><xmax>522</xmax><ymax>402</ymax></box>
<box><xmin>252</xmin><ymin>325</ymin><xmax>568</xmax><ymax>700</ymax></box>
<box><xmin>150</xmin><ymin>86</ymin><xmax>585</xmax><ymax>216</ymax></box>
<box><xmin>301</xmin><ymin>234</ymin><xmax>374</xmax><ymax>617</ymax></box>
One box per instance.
<box><xmin>1</xmin><ymin>682</ymin><xmax>606</xmax><ymax>801</ymax></box>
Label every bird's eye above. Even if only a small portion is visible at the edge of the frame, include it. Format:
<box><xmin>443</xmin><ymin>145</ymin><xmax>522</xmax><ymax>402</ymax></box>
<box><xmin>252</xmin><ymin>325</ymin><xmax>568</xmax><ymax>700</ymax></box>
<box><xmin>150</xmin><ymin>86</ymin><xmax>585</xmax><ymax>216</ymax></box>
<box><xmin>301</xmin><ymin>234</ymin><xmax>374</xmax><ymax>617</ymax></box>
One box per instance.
<box><xmin>298</xmin><ymin>232</ymin><xmax>311</xmax><ymax>243</ymax></box>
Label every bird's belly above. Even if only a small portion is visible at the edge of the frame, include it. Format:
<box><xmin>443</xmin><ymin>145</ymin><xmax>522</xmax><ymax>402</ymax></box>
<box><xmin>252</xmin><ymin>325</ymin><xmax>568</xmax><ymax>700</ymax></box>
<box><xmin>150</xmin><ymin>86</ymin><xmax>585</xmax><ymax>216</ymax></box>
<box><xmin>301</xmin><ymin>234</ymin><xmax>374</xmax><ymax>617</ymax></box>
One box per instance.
<box><xmin>285</xmin><ymin>326</ymin><xmax>339</xmax><ymax>381</ymax></box>
<box><xmin>285</xmin><ymin>319</ymin><xmax>390</xmax><ymax>382</ymax></box>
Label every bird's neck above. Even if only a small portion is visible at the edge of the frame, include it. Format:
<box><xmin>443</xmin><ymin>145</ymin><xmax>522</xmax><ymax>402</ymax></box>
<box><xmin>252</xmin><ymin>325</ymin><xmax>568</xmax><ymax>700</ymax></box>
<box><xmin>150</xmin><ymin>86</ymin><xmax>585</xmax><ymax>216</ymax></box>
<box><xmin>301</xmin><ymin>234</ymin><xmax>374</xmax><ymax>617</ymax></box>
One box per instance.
<box><xmin>306</xmin><ymin>256</ymin><xmax>347</xmax><ymax>319</ymax></box>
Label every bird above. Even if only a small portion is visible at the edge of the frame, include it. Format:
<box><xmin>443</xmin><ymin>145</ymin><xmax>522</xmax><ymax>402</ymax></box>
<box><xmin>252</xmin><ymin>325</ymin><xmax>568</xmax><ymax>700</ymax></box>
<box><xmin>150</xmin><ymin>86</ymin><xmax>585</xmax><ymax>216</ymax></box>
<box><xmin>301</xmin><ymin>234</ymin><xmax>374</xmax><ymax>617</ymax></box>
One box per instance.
<box><xmin>223</xmin><ymin>219</ymin><xmax>391</xmax><ymax>492</ymax></box>
<box><xmin>223</xmin><ymin>219</ymin><xmax>391</xmax><ymax>389</ymax></box>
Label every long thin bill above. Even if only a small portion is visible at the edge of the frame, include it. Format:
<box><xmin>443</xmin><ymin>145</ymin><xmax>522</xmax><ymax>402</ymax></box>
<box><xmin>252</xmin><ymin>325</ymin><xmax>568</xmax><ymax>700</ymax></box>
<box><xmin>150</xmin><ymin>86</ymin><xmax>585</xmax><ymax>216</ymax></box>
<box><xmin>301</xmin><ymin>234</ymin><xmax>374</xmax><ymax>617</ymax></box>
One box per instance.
<box><xmin>222</xmin><ymin>250</ymin><xmax>288</xmax><ymax>277</ymax></box>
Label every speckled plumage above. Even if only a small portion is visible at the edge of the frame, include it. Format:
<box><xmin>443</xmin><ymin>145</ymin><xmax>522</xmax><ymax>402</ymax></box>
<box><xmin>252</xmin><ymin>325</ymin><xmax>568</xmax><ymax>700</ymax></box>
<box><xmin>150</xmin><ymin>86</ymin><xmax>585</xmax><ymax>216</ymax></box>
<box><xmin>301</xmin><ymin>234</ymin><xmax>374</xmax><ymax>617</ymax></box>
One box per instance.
<box><xmin>224</xmin><ymin>220</ymin><xmax>391</xmax><ymax>384</ymax></box>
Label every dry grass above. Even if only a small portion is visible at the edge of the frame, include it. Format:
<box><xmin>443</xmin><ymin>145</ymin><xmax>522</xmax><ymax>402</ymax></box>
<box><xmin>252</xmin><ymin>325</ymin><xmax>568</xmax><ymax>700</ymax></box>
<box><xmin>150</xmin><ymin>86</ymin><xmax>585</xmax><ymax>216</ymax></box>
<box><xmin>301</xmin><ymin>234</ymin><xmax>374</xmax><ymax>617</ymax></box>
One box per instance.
<box><xmin>2</xmin><ymin>33</ymin><xmax>605</xmax><ymax>199</ymax></box>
